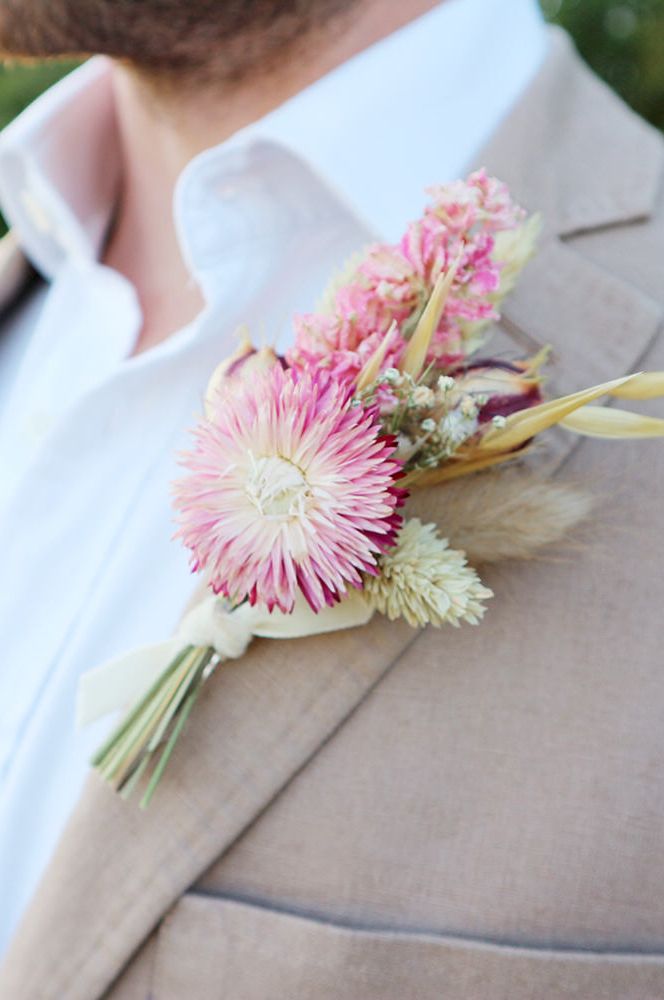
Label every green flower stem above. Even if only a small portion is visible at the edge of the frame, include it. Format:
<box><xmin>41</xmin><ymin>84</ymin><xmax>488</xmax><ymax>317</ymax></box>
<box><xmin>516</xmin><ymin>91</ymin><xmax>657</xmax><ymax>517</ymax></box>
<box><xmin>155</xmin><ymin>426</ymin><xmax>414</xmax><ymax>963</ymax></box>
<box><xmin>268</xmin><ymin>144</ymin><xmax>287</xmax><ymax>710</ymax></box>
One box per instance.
<box><xmin>117</xmin><ymin>654</ymin><xmax>206</xmax><ymax>798</ymax></box>
<box><xmin>92</xmin><ymin>645</ymin><xmax>218</xmax><ymax>803</ymax></box>
<box><xmin>98</xmin><ymin>648</ymin><xmax>199</xmax><ymax>785</ymax></box>
<box><xmin>145</xmin><ymin>651</ymin><xmax>210</xmax><ymax>752</ymax></box>
<box><xmin>91</xmin><ymin>645</ymin><xmax>194</xmax><ymax>768</ymax></box>
<box><xmin>120</xmin><ymin>646</ymin><xmax>215</xmax><ymax>793</ymax></box>
<box><xmin>140</xmin><ymin>666</ymin><xmax>210</xmax><ymax>809</ymax></box>
<box><xmin>117</xmin><ymin>751</ymin><xmax>152</xmax><ymax>802</ymax></box>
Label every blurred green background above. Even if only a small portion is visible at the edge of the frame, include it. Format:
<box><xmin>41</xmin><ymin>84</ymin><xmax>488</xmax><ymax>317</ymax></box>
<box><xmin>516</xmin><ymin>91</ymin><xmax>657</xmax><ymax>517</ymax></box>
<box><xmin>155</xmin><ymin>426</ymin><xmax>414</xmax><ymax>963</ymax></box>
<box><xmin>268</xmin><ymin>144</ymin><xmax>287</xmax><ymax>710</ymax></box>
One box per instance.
<box><xmin>0</xmin><ymin>59</ymin><xmax>80</xmax><ymax>133</ymax></box>
<box><xmin>541</xmin><ymin>0</ymin><xmax>664</xmax><ymax>131</ymax></box>
<box><xmin>0</xmin><ymin>2</ymin><xmax>661</xmax><ymax>131</ymax></box>
<box><xmin>0</xmin><ymin>2</ymin><xmax>660</xmax><ymax>137</ymax></box>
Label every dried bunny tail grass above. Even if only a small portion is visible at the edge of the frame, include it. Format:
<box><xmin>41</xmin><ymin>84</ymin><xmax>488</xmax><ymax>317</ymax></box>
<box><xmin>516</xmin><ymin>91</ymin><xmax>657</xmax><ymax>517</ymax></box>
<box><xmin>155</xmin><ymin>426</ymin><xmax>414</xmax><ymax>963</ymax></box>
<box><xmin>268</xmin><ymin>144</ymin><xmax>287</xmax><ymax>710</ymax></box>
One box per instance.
<box><xmin>406</xmin><ymin>469</ymin><xmax>594</xmax><ymax>565</ymax></box>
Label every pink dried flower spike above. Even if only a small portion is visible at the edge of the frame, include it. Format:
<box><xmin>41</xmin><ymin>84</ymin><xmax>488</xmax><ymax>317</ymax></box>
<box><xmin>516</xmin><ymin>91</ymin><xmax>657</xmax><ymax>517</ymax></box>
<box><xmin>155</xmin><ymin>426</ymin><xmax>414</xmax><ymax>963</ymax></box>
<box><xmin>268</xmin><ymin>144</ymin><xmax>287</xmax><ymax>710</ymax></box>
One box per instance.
<box><xmin>288</xmin><ymin>170</ymin><xmax>527</xmax><ymax>380</ymax></box>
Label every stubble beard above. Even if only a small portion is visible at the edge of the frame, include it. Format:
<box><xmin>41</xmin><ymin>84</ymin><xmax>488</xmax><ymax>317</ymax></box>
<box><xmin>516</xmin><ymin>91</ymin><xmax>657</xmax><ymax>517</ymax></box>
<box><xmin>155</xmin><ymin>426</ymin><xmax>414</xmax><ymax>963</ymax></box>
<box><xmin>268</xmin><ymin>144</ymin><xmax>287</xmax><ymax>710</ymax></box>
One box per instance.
<box><xmin>0</xmin><ymin>0</ymin><xmax>357</xmax><ymax>87</ymax></box>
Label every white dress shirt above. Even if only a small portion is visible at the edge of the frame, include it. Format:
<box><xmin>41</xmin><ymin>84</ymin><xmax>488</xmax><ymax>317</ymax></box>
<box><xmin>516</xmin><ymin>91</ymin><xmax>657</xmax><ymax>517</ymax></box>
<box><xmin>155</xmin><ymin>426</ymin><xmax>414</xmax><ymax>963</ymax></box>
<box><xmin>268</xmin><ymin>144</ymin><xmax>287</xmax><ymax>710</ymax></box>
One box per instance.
<box><xmin>0</xmin><ymin>0</ymin><xmax>547</xmax><ymax>954</ymax></box>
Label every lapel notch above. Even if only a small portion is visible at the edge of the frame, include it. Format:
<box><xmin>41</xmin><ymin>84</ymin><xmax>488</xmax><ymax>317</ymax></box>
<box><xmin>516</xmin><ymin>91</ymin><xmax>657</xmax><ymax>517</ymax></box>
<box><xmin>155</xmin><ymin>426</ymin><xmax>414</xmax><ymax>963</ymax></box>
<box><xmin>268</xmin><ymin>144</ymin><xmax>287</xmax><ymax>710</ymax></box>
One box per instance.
<box><xmin>481</xmin><ymin>27</ymin><xmax>664</xmax><ymax>238</ymax></box>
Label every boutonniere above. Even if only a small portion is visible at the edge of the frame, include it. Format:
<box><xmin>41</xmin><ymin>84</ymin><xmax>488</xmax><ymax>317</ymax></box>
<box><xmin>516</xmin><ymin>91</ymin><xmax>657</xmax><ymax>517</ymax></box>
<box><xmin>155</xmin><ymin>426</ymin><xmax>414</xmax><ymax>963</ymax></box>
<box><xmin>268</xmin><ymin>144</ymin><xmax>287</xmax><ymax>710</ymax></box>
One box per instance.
<box><xmin>79</xmin><ymin>171</ymin><xmax>664</xmax><ymax>807</ymax></box>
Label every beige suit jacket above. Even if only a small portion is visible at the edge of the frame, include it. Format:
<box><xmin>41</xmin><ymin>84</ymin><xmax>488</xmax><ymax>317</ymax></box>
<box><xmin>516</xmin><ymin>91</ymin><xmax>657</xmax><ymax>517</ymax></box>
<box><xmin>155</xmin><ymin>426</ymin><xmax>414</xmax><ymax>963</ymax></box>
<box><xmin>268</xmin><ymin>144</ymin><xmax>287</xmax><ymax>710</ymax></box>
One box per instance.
<box><xmin>2</xmin><ymin>29</ymin><xmax>664</xmax><ymax>1000</ymax></box>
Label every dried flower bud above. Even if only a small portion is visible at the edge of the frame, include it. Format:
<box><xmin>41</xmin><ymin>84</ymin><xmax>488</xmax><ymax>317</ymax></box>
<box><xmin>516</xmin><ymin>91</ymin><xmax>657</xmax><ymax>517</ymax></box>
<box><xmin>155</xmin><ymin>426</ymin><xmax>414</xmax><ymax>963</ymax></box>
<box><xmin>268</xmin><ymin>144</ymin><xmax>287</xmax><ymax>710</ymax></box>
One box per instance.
<box><xmin>460</xmin><ymin>396</ymin><xmax>479</xmax><ymax>418</ymax></box>
<box><xmin>438</xmin><ymin>408</ymin><xmax>479</xmax><ymax>450</ymax></box>
<box><xmin>205</xmin><ymin>336</ymin><xmax>281</xmax><ymax>416</ymax></box>
<box><xmin>437</xmin><ymin>375</ymin><xmax>456</xmax><ymax>394</ymax></box>
<box><xmin>449</xmin><ymin>359</ymin><xmax>543</xmax><ymax>424</ymax></box>
<box><xmin>383</xmin><ymin>367</ymin><xmax>403</xmax><ymax>385</ymax></box>
<box><xmin>412</xmin><ymin>386</ymin><xmax>435</xmax><ymax>408</ymax></box>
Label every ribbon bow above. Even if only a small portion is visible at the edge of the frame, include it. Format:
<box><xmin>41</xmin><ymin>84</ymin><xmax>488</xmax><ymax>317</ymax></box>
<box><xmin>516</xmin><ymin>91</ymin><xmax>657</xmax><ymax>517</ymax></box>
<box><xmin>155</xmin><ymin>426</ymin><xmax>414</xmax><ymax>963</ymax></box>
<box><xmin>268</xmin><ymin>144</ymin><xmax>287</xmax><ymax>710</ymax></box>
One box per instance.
<box><xmin>77</xmin><ymin>590</ymin><xmax>374</xmax><ymax>729</ymax></box>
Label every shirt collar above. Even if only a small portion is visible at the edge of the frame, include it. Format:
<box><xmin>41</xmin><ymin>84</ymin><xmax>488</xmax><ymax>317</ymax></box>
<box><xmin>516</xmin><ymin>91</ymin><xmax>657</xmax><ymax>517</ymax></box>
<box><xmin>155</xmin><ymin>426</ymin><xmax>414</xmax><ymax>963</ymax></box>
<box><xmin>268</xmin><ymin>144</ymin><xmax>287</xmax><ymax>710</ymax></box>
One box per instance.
<box><xmin>0</xmin><ymin>0</ymin><xmax>546</xmax><ymax>284</ymax></box>
<box><xmin>0</xmin><ymin>57</ymin><xmax>119</xmax><ymax>279</ymax></box>
<box><xmin>225</xmin><ymin>0</ymin><xmax>547</xmax><ymax>241</ymax></box>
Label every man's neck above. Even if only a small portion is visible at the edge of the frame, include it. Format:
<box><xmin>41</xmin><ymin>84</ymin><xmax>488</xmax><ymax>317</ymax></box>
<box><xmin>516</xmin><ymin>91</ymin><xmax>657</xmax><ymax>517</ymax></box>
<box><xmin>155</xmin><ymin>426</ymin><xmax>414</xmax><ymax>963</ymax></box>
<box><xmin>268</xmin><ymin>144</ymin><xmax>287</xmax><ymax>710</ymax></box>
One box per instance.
<box><xmin>103</xmin><ymin>0</ymin><xmax>440</xmax><ymax>355</ymax></box>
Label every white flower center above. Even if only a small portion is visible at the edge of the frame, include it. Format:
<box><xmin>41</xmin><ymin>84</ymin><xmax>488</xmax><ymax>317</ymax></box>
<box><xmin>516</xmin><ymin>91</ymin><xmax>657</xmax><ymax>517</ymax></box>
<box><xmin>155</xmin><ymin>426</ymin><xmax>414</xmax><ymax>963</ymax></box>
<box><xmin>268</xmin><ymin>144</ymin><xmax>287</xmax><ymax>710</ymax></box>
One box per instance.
<box><xmin>246</xmin><ymin>454</ymin><xmax>310</xmax><ymax>518</ymax></box>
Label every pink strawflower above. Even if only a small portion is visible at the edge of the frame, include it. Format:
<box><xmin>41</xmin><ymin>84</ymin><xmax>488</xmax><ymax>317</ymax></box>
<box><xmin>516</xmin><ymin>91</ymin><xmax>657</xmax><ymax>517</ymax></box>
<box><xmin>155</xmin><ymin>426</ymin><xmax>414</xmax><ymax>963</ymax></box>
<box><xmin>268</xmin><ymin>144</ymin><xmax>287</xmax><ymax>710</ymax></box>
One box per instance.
<box><xmin>287</xmin><ymin>170</ymin><xmax>526</xmax><ymax>378</ymax></box>
<box><xmin>174</xmin><ymin>366</ymin><xmax>406</xmax><ymax>614</ymax></box>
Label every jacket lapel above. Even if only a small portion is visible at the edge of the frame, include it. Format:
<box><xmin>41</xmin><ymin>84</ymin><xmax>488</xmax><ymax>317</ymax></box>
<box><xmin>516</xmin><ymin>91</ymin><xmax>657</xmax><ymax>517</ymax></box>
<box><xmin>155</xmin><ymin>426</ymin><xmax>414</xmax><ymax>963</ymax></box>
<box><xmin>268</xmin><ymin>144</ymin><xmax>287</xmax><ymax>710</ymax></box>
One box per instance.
<box><xmin>3</xmin><ymin>27</ymin><xmax>664</xmax><ymax>1000</ymax></box>
<box><xmin>480</xmin><ymin>29</ymin><xmax>663</xmax><ymax>239</ymax></box>
<box><xmin>477</xmin><ymin>28</ymin><xmax>664</xmax><ymax>466</ymax></box>
<box><xmin>0</xmin><ymin>617</ymin><xmax>417</xmax><ymax>1000</ymax></box>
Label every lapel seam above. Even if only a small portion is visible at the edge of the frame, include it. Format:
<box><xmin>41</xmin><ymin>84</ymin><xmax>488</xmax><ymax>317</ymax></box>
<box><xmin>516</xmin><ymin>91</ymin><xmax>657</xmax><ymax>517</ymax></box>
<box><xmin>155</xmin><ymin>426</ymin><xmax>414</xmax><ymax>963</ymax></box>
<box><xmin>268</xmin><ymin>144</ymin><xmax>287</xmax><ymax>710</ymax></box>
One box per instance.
<box><xmin>53</xmin><ymin>627</ymin><xmax>425</xmax><ymax>998</ymax></box>
<box><xmin>495</xmin><ymin>313</ymin><xmax>542</xmax><ymax>356</ymax></box>
<box><xmin>501</xmin><ymin>229</ymin><xmax>664</xmax><ymax>372</ymax></box>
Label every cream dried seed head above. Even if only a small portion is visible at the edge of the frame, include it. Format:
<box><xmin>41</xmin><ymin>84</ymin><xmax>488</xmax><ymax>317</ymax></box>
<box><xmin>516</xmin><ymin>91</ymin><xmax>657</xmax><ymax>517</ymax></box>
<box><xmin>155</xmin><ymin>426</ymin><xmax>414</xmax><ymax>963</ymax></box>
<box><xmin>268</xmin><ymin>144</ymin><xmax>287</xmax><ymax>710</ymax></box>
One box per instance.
<box><xmin>363</xmin><ymin>518</ymin><xmax>492</xmax><ymax>628</ymax></box>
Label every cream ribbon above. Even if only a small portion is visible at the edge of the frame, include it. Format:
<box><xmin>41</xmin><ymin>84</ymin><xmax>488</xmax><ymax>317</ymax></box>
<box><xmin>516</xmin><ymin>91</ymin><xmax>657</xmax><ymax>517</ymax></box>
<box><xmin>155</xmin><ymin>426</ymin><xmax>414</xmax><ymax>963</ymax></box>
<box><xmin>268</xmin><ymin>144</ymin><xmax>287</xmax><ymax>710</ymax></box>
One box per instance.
<box><xmin>76</xmin><ymin>590</ymin><xmax>374</xmax><ymax>729</ymax></box>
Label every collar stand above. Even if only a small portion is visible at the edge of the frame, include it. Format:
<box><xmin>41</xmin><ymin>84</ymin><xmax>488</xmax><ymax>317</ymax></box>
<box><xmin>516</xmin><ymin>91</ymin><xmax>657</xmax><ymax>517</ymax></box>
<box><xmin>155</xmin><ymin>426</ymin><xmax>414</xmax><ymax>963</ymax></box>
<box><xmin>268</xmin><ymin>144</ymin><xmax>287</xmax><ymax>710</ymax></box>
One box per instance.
<box><xmin>0</xmin><ymin>58</ymin><xmax>120</xmax><ymax>280</ymax></box>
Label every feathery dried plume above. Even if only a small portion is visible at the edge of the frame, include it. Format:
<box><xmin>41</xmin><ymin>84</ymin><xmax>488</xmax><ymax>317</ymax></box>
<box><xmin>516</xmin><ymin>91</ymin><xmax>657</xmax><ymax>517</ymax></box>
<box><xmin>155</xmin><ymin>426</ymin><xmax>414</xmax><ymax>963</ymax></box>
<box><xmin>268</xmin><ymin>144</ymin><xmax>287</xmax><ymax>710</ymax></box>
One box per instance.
<box><xmin>407</xmin><ymin>470</ymin><xmax>594</xmax><ymax>565</ymax></box>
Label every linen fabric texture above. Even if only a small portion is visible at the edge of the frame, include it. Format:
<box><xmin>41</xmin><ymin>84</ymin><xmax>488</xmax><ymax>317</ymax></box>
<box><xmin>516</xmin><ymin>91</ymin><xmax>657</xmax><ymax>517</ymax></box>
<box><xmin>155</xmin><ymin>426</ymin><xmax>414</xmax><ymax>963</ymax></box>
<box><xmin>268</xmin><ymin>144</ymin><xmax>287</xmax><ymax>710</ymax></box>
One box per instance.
<box><xmin>3</xmin><ymin>28</ymin><xmax>664</xmax><ymax>1000</ymax></box>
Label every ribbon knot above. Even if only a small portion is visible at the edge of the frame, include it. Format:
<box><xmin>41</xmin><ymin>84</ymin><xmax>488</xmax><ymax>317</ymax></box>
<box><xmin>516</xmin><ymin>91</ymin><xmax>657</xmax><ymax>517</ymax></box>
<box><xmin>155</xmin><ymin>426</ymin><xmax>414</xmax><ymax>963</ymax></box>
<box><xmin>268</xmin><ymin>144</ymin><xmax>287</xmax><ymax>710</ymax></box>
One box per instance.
<box><xmin>76</xmin><ymin>589</ymin><xmax>375</xmax><ymax>730</ymax></box>
<box><xmin>178</xmin><ymin>596</ymin><xmax>259</xmax><ymax>660</ymax></box>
